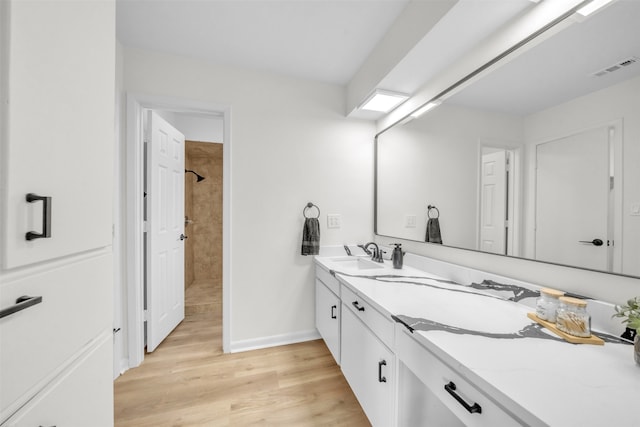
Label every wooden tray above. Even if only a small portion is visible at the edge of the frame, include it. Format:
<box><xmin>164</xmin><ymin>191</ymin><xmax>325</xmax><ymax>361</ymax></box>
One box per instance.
<box><xmin>527</xmin><ymin>313</ymin><xmax>604</xmax><ymax>345</ymax></box>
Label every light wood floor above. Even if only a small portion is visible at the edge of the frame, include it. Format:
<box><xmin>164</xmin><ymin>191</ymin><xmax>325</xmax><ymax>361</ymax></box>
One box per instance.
<box><xmin>114</xmin><ymin>280</ymin><xmax>369</xmax><ymax>426</ymax></box>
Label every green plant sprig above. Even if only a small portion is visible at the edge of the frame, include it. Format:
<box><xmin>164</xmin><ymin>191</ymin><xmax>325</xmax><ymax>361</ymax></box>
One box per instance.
<box><xmin>612</xmin><ymin>296</ymin><xmax>640</xmax><ymax>334</ymax></box>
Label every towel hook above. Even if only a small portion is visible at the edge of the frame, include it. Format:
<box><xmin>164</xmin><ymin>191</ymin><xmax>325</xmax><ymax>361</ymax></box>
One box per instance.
<box><xmin>303</xmin><ymin>202</ymin><xmax>321</xmax><ymax>219</ymax></box>
<box><xmin>427</xmin><ymin>204</ymin><xmax>440</xmax><ymax>219</ymax></box>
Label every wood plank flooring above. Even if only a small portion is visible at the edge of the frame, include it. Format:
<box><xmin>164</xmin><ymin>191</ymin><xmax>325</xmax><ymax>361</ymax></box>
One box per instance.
<box><xmin>114</xmin><ymin>281</ymin><xmax>369</xmax><ymax>426</ymax></box>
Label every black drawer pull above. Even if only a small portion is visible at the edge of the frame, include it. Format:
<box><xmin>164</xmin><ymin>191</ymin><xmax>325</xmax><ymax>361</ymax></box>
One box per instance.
<box><xmin>352</xmin><ymin>301</ymin><xmax>365</xmax><ymax>311</ymax></box>
<box><xmin>444</xmin><ymin>381</ymin><xmax>482</xmax><ymax>414</ymax></box>
<box><xmin>0</xmin><ymin>295</ymin><xmax>43</xmax><ymax>319</ymax></box>
<box><xmin>378</xmin><ymin>360</ymin><xmax>387</xmax><ymax>383</ymax></box>
<box><xmin>331</xmin><ymin>304</ymin><xmax>337</xmax><ymax>319</ymax></box>
<box><xmin>26</xmin><ymin>193</ymin><xmax>52</xmax><ymax>240</ymax></box>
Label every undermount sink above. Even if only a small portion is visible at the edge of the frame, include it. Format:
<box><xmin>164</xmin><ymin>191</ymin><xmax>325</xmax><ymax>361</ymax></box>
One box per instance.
<box><xmin>329</xmin><ymin>257</ymin><xmax>385</xmax><ymax>270</ymax></box>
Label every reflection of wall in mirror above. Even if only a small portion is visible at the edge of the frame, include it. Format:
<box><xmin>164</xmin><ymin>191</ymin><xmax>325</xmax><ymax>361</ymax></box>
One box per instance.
<box><xmin>523</xmin><ymin>75</ymin><xmax>639</xmax><ymax>276</ymax></box>
<box><xmin>377</xmin><ymin>103</ymin><xmax>523</xmax><ymax>247</ymax></box>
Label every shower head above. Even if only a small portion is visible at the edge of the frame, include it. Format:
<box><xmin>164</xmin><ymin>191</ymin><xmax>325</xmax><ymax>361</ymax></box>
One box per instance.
<box><xmin>185</xmin><ymin>169</ymin><xmax>206</xmax><ymax>182</ymax></box>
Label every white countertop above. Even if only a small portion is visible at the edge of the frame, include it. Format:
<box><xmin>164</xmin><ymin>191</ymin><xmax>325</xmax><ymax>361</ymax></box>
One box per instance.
<box><xmin>315</xmin><ymin>255</ymin><xmax>640</xmax><ymax>427</ymax></box>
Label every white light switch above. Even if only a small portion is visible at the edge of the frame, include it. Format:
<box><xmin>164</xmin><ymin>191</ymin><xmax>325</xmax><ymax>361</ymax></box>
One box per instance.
<box><xmin>631</xmin><ymin>203</ymin><xmax>640</xmax><ymax>216</ymax></box>
<box><xmin>327</xmin><ymin>214</ymin><xmax>341</xmax><ymax>229</ymax></box>
<box><xmin>405</xmin><ymin>215</ymin><xmax>417</xmax><ymax>228</ymax></box>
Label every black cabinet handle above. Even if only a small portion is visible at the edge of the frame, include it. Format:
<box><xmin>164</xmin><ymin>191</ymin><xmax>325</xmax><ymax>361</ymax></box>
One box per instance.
<box><xmin>26</xmin><ymin>193</ymin><xmax>51</xmax><ymax>241</ymax></box>
<box><xmin>0</xmin><ymin>295</ymin><xmax>43</xmax><ymax>319</ymax></box>
<box><xmin>352</xmin><ymin>301</ymin><xmax>365</xmax><ymax>311</ymax></box>
<box><xmin>331</xmin><ymin>305</ymin><xmax>337</xmax><ymax>319</ymax></box>
<box><xmin>378</xmin><ymin>360</ymin><xmax>387</xmax><ymax>383</ymax></box>
<box><xmin>179</xmin><ymin>234</ymin><xmax>188</xmax><ymax>241</ymax></box>
<box><xmin>444</xmin><ymin>381</ymin><xmax>482</xmax><ymax>414</ymax></box>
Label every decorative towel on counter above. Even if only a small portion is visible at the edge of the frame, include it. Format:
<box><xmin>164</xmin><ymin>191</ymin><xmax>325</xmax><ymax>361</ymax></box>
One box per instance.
<box><xmin>425</xmin><ymin>218</ymin><xmax>442</xmax><ymax>244</ymax></box>
<box><xmin>301</xmin><ymin>217</ymin><xmax>320</xmax><ymax>255</ymax></box>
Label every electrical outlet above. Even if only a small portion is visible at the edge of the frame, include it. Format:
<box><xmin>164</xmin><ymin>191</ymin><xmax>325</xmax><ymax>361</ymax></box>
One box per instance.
<box><xmin>327</xmin><ymin>214</ymin><xmax>341</xmax><ymax>229</ymax></box>
<box><xmin>631</xmin><ymin>203</ymin><xmax>640</xmax><ymax>216</ymax></box>
<box><xmin>405</xmin><ymin>215</ymin><xmax>417</xmax><ymax>228</ymax></box>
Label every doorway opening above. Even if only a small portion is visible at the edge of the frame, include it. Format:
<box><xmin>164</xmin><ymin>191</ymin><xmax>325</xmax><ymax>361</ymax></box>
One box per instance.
<box><xmin>124</xmin><ymin>94</ymin><xmax>231</xmax><ymax>370</ymax></box>
<box><xmin>478</xmin><ymin>145</ymin><xmax>520</xmax><ymax>257</ymax></box>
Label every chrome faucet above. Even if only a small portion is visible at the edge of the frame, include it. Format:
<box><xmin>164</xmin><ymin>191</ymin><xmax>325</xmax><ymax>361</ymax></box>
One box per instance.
<box><xmin>364</xmin><ymin>242</ymin><xmax>383</xmax><ymax>263</ymax></box>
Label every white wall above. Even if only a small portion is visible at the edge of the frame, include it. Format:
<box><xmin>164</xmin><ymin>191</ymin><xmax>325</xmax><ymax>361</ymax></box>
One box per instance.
<box><xmin>122</xmin><ymin>47</ymin><xmax>375</xmax><ymax>349</ymax></box>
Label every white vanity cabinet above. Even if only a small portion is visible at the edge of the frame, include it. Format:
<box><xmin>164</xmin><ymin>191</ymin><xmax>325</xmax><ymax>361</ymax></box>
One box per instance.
<box><xmin>396</xmin><ymin>327</ymin><xmax>521</xmax><ymax>427</ymax></box>
<box><xmin>340</xmin><ymin>284</ymin><xmax>396</xmax><ymax>427</ymax></box>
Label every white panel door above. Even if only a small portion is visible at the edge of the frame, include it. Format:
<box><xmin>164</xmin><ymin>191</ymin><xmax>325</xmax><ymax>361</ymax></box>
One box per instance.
<box><xmin>479</xmin><ymin>150</ymin><xmax>507</xmax><ymax>254</ymax></box>
<box><xmin>146</xmin><ymin>111</ymin><xmax>185</xmax><ymax>352</ymax></box>
<box><xmin>535</xmin><ymin>127</ymin><xmax>610</xmax><ymax>270</ymax></box>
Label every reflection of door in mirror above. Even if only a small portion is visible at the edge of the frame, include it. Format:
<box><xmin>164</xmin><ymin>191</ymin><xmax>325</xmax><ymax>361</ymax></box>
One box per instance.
<box><xmin>534</xmin><ymin>126</ymin><xmax>615</xmax><ymax>272</ymax></box>
<box><xmin>479</xmin><ymin>149</ymin><xmax>509</xmax><ymax>255</ymax></box>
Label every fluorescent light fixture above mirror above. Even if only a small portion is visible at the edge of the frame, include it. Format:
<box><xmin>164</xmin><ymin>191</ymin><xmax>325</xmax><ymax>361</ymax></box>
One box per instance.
<box><xmin>576</xmin><ymin>0</ymin><xmax>613</xmax><ymax>16</ymax></box>
<box><xmin>410</xmin><ymin>100</ymin><xmax>442</xmax><ymax>118</ymax></box>
<box><xmin>359</xmin><ymin>89</ymin><xmax>409</xmax><ymax>113</ymax></box>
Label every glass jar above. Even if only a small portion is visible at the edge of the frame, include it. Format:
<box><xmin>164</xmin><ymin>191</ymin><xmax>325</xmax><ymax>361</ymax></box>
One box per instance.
<box><xmin>535</xmin><ymin>288</ymin><xmax>565</xmax><ymax>322</ymax></box>
<box><xmin>555</xmin><ymin>297</ymin><xmax>591</xmax><ymax>337</ymax></box>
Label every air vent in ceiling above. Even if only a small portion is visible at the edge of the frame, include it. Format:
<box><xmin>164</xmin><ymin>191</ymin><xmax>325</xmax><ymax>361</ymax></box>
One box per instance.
<box><xmin>591</xmin><ymin>56</ymin><xmax>639</xmax><ymax>77</ymax></box>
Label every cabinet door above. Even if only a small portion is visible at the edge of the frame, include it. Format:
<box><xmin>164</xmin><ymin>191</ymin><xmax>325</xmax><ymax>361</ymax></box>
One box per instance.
<box><xmin>1</xmin><ymin>0</ymin><xmax>115</xmax><ymax>269</ymax></box>
<box><xmin>315</xmin><ymin>279</ymin><xmax>340</xmax><ymax>364</ymax></box>
<box><xmin>341</xmin><ymin>307</ymin><xmax>395</xmax><ymax>427</ymax></box>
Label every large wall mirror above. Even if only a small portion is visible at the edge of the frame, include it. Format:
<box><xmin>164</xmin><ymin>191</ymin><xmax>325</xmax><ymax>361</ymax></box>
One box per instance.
<box><xmin>376</xmin><ymin>0</ymin><xmax>640</xmax><ymax>278</ymax></box>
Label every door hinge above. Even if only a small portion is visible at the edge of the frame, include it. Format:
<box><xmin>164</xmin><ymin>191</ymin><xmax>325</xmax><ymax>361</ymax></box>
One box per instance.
<box><xmin>143</xmin><ymin>310</ymin><xmax>149</xmax><ymax>322</ymax></box>
<box><xmin>505</xmin><ymin>220</ymin><xmax>510</xmax><ymax>228</ymax></box>
<box><xmin>143</xmin><ymin>221</ymin><xmax>148</xmax><ymax>233</ymax></box>
<box><xmin>610</xmin><ymin>176</ymin><xmax>614</xmax><ymax>190</ymax></box>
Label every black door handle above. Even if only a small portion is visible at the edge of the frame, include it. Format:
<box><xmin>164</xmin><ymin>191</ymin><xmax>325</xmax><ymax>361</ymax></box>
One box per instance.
<box><xmin>26</xmin><ymin>193</ymin><xmax>51</xmax><ymax>241</ymax></box>
<box><xmin>579</xmin><ymin>238</ymin><xmax>603</xmax><ymax>246</ymax></box>
<box><xmin>378</xmin><ymin>360</ymin><xmax>387</xmax><ymax>383</ymax></box>
<box><xmin>0</xmin><ymin>295</ymin><xmax>43</xmax><ymax>319</ymax></box>
<box><xmin>179</xmin><ymin>234</ymin><xmax>188</xmax><ymax>241</ymax></box>
<box><xmin>330</xmin><ymin>305</ymin><xmax>337</xmax><ymax>319</ymax></box>
<box><xmin>444</xmin><ymin>381</ymin><xmax>482</xmax><ymax>414</ymax></box>
<box><xmin>352</xmin><ymin>301</ymin><xmax>365</xmax><ymax>312</ymax></box>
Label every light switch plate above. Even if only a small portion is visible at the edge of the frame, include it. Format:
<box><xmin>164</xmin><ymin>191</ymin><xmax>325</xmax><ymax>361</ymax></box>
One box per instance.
<box><xmin>327</xmin><ymin>214</ymin><xmax>341</xmax><ymax>229</ymax></box>
<box><xmin>631</xmin><ymin>203</ymin><xmax>640</xmax><ymax>216</ymax></box>
<box><xmin>405</xmin><ymin>215</ymin><xmax>417</xmax><ymax>228</ymax></box>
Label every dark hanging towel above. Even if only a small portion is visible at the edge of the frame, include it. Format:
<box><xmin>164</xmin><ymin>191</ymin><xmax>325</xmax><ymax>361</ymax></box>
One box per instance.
<box><xmin>425</xmin><ymin>218</ymin><xmax>442</xmax><ymax>244</ymax></box>
<box><xmin>301</xmin><ymin>217</ymin><xmax>320</xmax><ymax>255</ymax></box>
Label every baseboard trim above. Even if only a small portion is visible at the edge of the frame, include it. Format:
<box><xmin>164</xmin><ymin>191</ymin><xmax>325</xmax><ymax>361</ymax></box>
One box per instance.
<box><xmin>229</xmin><ymin>329</ymin><xmax>321</xmax><ymax>353</ymax></box>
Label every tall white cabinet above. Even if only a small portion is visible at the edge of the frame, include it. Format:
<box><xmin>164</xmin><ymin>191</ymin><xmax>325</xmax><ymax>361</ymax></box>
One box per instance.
<box><xmin>0</xmin><ymin>1</ymin><xmax>115</xmax><ymax>426</ymax></box>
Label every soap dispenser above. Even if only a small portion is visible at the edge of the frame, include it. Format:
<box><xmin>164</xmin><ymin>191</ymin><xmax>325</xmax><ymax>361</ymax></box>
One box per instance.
<box><xmin>391</xmin><ymin>243</ymin><xmax>403</xmax><ymax>269</ymax></box>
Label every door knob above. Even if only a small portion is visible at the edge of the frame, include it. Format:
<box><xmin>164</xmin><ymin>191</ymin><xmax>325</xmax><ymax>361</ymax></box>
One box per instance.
<box><xmin>179</xmin><ymin>234</ymin><xmax>188</xmax><ymax>241</ymax></box>
<box><xmin>579</xmin><ymin>238</ymin><xmax>603</xmax><ymax>246</ymax></box>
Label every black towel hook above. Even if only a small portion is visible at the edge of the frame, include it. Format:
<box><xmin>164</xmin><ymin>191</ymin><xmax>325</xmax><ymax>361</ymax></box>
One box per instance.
<box><xmin>303</xmin><ymin>202</ymin><xmax>320</xmax><ymax>219</ymax></box>
<box><xmin>427</xmin><ymin>204</ymin><xmax>440</xmax><ymax>219</ymax></box>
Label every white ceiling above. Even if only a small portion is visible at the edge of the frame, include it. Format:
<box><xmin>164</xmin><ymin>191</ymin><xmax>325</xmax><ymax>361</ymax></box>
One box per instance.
<box><xmin>116</xmin><ymin>0</ymin><xmax>410</xmax><ymax>85</ymax></box>
<box><xmin>116</xmin><ymin>0</ymin><xmax>537</xmax><ymax>101</ymax></box>
<box><xmin>118</xmin><ymin>0</ymin><xmax>623</xmax><ymax>118</ymax></box>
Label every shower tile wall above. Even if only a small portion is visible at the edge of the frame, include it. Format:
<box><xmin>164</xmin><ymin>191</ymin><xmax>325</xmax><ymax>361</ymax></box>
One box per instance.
<box><xmin>184</xmin><ymin>141</ymin><xmax>223</xmax><ymax>288</ymax></box>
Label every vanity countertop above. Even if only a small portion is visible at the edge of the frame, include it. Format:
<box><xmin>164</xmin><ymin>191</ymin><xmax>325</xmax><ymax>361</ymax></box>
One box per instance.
<box><xmin>315</xmin><ymin>255</ymin><xmax>640</xmax><ymax>427</ymax></box>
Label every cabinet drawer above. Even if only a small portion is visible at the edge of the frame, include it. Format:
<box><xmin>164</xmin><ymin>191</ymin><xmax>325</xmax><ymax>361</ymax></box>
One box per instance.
<box><xmin>396</xmin><ymin>328</ymin><xmax>521</xmax><ymax>427</ymax></box>
<box><xmin>2</xmin><ymin>332</ymin><xmax>113</xmax><ymax>427</ymax></box>
<box><xmin>0</xmin><ymin>253</ymin><xmax>112</xmax><ymax>418</ymax></box>
<box><xmin>316</xmin><ymin>264</ymin><xmax>340</xmax><ymax>295</ymax></box>
<box><xmin>341</xmin><ymin>284</ymin><xmax>394</xmax><ymax>349</ymax></box>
